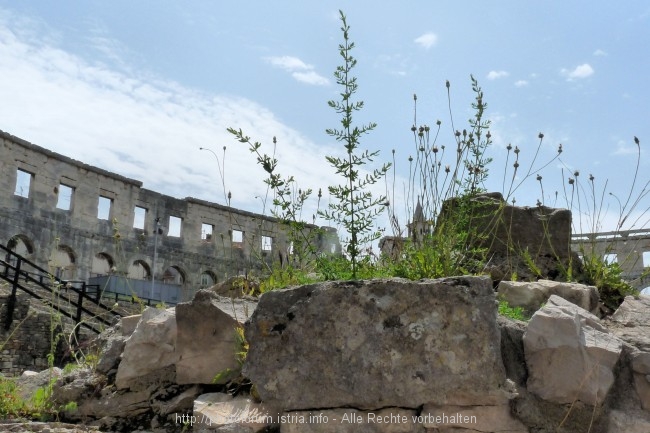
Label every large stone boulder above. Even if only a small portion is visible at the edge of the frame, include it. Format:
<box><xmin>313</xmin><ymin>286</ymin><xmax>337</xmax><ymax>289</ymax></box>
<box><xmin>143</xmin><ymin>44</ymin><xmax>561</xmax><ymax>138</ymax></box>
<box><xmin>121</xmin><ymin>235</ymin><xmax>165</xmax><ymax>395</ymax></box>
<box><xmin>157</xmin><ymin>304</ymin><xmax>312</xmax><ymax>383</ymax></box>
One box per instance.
<box><xmin>437</xmin><ymin>192</ymin><xmax>575</xmax><ymax>282</ymax></box>
<box><xmin>244</xmin><ymin>276</ymin><xmax>508</xmax><ymax>411</ymax></box>
<box><xmin>497</xmin><ymin>279</ymin><xmax>599</xmax><ymax>316</ymax></box>
<box><xmin>16</xmin><ymin>368</ymin><xmax>62</xmax><ymax>401</ymax></box>
<box><xmin>609</xmin><ymin>295</ymin><xmax>650</xmax><ymax>411</ymax></box>
<box><xmin>94</xmin><ymin>314</ymin><xmax>141</xmax><ymax>375</ymax></box>
<box><xmin>176</xmin><ymin>290</ymin><xmax>254</xmax><ymax>385</ymax></box>
<box><xmin>115</xmin><ymin>307</ymin><xmax>178</xmax><ymax>390</ymax></box>
<box><xmin>523</xmin><ymin>295</ymin><xmax>622</xmax><ymax>405</ymax></box>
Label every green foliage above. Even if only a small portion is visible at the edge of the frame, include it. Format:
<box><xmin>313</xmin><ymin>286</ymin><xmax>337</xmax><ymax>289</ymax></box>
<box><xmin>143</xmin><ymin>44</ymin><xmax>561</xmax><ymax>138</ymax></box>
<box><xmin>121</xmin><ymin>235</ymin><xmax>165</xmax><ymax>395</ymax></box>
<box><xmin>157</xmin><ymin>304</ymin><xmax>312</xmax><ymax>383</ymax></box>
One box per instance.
<box><xmin>580</xmin><ymin>252</ymin><xmax>639</xmax><ymax>311</ymax></box>
<box><xmin>316</xmin><ymin>254</ymin><xmax>390</xmax><ymax>281</ymax></box>
<box><xmin>521</xmin><ymin>248</ymin><xmax>542</xmax><ymax>278</ymax></box>
<box><xmin>0</xmin><ymin>376</ymin><xmax>28</xmax><ymax>418</ymax></box>
<box><xmin>0</xmin><ymin>374</ymin><xmax>67</xmax><ymax>422</ymax></box>
<box><xmin>498</xmin><ymin>300</ymin><xmax>528</xmax><ymax>321</ymax></box>
<box><xmin>258</xmin><ymin>264</ymin><xmax>318</xmax><ymax>294</ymax></box>
<box><xmin>228</xmin><ymin>128</ymin><xmax>321</xmax><ymax>270</ymax></box>
<box><xmin>320</xmin><ymin>10</ymin><xmax>391</xmax><ymax>279</ymax></box>
<box><xmin>221</xmin><ymin>10</ymin><xmax>644</xmax><ymax>318</ymax></box>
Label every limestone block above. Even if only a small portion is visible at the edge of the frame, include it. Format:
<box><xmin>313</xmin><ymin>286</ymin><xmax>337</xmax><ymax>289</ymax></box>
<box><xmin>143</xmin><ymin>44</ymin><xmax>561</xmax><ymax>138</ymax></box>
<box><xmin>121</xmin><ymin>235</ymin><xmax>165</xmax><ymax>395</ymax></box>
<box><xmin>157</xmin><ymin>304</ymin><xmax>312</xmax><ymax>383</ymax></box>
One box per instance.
<box><xmin>77</xmin><ymin>387</ymin><xmax>150</xmax><ymax>418</ymax></box>
<box><xmin>497</xmin><ymin>279</ymin><xmax>599</xmax><ymax>315</ymax></box>
<box><xmin>152</xmin><ymin>384</ymin><xmax>202</xmax><ymax>416</ymax></box>
<box><xmin>115</xmin><ymin>307</ymin><xmax>177</xmax><ymax>390</ymax></box>
<box><xmin>607</xmin><ymin>409</ymin><xmax>650</xmax><ymax>433</ymax></box>
<box><xmin>121</xmin><ymin>314</ymin><xmax>142</xmax><ymax>336</ymax></box>
<box><xmin>609</xmin><ymin>295</ymin><xmax>650</xmax><ymax>409</ymax></box>
<box><xmin>280</xmin><ymin>408</ymin><xmax>423</xmax><ymax>433</ymax></box>
<box><xmin>95</xmin><ymin>323</ymin><xmax>127</xmax><ymax>375</ymax></box>
<box><xmin>435</xmin><ymin>192</ymin><xmax>574</xmax><ymax>282</ymax></box>
<box><xmin>193</xmin><ymin>393</ymin><xmax>273</xmax><ymax>432</ymax></box>
<box><xmin>610</xmin><ymin>295</ymin><xmax>650</xmax><ymax>351</ymax></box>
<box><xmin>244</xmin><ymin>277</ymin><xmax>506</xmax><ymax>411</ymax></box>
<box><xmin>523</xmin><ymin>295</ymin><xmax>622</xmax><ymax>405</ymax></box>
<box><xmin>631</xmin><ymin>351</ymin><xmax>650</xmax><ymax>411</ymax></box>
<box><xmin>176</xmin><ymin>290</ymin><xmax>246</xmax><ymax>385</ymax></box>
<box><xmin>16</xmin><ymin>367</ymin><xmax>62</xmax><ymax>401</ymax></box>
<box><xmin>421</xmin><ymin>403</ymin><xmax>528</xmax><ymax>432</ymax></box>
<box><xmin>51</xmin><ymin>367</ymin><xmax>99</xmax><ymax>408</ymax></box>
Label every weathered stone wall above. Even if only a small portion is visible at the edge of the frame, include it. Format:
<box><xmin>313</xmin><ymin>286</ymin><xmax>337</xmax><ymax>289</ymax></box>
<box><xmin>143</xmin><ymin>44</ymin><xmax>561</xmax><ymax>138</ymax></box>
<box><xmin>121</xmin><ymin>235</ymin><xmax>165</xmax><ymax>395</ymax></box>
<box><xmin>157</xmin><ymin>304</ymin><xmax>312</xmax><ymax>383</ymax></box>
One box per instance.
<box><xmin>0</xmin><ymin>293</ymin><xmax>63</xmax><ymax>375</ymax></box>
<box><xmin>0</xmin><ymin>129</ymin><xmax>340</xmax><ymax>301</ymax></box>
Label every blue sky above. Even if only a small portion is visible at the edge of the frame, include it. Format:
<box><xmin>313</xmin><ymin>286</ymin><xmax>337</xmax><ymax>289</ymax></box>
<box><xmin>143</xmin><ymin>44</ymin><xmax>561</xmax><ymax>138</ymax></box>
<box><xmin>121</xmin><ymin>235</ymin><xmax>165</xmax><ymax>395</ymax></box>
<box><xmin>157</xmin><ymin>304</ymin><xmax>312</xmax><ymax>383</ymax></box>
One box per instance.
<box><xmin>1</xmin><ymin>1</ymin><xmax>649</xmax><ymax>240</ymax></box>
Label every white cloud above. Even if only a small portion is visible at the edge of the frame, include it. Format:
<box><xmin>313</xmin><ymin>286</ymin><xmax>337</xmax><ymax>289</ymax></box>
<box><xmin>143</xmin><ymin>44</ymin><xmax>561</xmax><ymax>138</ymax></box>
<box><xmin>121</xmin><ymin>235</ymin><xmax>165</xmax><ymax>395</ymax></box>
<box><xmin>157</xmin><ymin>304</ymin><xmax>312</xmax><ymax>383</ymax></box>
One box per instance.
<box><xmin>593</xmin><ymin>49</ymin><xmax>607</xmax><ymax>57</ymax></box>
<box><xmin>265</xmin><ymin>55</ymin><xmax>328</xmax><ymax>86</ymax></box>
<box><xmin>265</xmin><ymin>55</ymin><xmax>311</xmax><ymax>71</ymax></box>
<box><xmin>0</xmin><ymin>17</ymin><xmax>339</xmax><ymax>217</ymax></box>
<box><xmin>514</xmin><ymin>80</ymin><xmax>529</xmax><ymax>87</ymax></box>
<box><xmin>292</xmin><ymin>70</ymin><xmax>329</xmax><ymax>86</ymax></box>
<box><xmin>487</xmin><ymin>70</ymin><xmax>509</xmax><ymax>80</ymax></box>
<box><xmin>561</xmin><ymin>63</ymin><xmax>594</xmax><ymax>80</ymax></box>
<box><xmin>414</xmin><ymin>32</ymin><xmax>437</xmax><ymax>49</ymax></box>
<box><xmin>613</xmin><ymin>139</ymin><xmax>639</xmax><ymax>156</ymax></box>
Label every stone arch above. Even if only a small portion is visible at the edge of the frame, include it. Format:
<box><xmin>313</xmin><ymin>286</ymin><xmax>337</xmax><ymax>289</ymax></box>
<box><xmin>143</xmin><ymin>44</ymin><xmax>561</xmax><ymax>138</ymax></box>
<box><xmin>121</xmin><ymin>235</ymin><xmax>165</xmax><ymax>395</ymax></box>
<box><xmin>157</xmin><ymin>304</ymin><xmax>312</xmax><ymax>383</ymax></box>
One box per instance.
<box><xmin>163</xmin><ymin>265</ymin><xmax>186</xmax><ymax>285</ymax></box>
<box><xmin>128</xmin><ymin>259</ymin><xmax>151</xmax><ymax>280</ymax></box>
<box><xmin>91</xmin><ymin>252</ymin><xmax>115</xmax><ymax>276</ymax></box>
<box><xmin>199</xmin><ymin>270</ymin><xmax>218</xmax><ymax>287</ymax></box>
<box><xmin>7</xmin><ymin>234</ymin><xmax>35</xmax><ymax>257</ymax></box>
<box><xmin>4</xmin><ymin>235</ymin><xmax>35</xmax><ymax>273</ymax></box>
<box><xmin>49</xmin><ymin>245</ymin><xmax>76</xmax><ymax>280</ymax></box>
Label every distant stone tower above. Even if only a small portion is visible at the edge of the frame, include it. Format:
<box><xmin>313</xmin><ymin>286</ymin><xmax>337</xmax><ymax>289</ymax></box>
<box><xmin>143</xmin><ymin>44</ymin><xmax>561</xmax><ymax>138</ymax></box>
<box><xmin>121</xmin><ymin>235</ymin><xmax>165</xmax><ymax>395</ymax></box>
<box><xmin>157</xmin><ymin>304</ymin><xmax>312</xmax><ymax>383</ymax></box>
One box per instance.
<box><xmin>406</xmin><ymin>199</ymin><xmax>433</xmax><ymax>244</ymax></box>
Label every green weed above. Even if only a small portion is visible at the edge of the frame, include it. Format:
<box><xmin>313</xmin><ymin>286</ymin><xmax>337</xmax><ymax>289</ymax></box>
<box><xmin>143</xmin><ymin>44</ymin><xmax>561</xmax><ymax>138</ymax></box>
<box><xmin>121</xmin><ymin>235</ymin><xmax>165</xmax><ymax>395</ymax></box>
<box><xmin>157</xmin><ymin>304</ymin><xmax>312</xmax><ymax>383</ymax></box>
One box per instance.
<box><xmin>497</xmin><ymin>300</ymin><xmax>528</xmax><ymax>321</ymax></box>
<box><xmin>320</xmin><ymin>10</ymin><xmax>391</xmax><ymax>279</ymax></box>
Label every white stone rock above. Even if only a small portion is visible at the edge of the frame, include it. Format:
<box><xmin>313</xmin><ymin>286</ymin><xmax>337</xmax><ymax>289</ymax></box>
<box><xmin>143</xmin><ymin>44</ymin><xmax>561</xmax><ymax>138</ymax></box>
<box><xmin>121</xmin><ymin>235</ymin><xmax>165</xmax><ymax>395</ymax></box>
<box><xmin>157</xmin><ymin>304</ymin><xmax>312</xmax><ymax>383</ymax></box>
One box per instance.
<box><xmin>176</xmin><ymin>291</ymin><xmax>245</xmax><ymax>385</ymax></box>
<box><xmin>16</xmin><ymin>367</ymin><xmax>62</xmax><ymax>401</ymax></box>
<box><xmin>498</xmin><ymin>279</ymin><xmax>599</xmax><ymax>315</ymax></box>
<box><xmin>523</xmin><ymin>295</ymin><xmax>622</xmax><ymax>405</ymax></box>
<box><xmin>193</xmin><ymin>393</ymin><xmax>273</xmax><ymax>432</ymax></box>
<box><xmin>115</xmin><ymin>307</ymin><xmax>178</xmax><ymax>390</ymax></box>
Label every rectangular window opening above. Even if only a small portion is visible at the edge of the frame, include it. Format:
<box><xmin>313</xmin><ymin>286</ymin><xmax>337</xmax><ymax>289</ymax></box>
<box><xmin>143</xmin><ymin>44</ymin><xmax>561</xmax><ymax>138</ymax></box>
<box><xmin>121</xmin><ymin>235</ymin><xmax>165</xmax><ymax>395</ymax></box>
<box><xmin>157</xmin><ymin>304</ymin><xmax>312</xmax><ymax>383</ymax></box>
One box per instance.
<box><xmin>14</xmin><ymin>169</ymin><xmax>32</xmax><ymax>198</ymax></box>
<box><xmin>603</xmin><ymin>253</ymin><xmax>618</xmax><ymax>264</ymax></box>
<box><xmin>56</xmin><ymin>184</ymin><xmax>74</xmax><ymax>210</ymax></box>
<box><xmin>168</xmin><ymin>216</ymin><xmax>182</xmax><ymax>237</ymax></box>
<box><xmin>232</xmin><ymin>229</ymin><xmax>243</xmax><ymax>244</ymax></box>
<box><xmin>97</xmin><ymin>196</ymin><xmax>112</xmax><ymax>220</ymax></box>
<box><xmin>133</xmin><ymin>206</ymin><xmax>146</xmax><ymax>229</ymax></box>
<box><xmin>262</xmin><ymin>235</ymin><xmax>272</xmax><ymax>252</ymax></box>
<box><xmin>642</xmin><ymin>251</ymin><xmax>650</xmax><ymax>268</ymax></box>
<box><xmin>201</xmin><ymin>223</ymin><xmax>214</xmax><ymax>241</ymax></box>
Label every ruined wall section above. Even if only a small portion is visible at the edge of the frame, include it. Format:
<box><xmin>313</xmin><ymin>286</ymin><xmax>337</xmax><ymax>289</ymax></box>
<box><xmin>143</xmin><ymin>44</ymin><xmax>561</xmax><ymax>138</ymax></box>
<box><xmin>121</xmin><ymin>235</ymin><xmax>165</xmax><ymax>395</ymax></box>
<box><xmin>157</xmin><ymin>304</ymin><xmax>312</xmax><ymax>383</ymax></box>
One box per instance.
<box><xmin>0</xmin><ymin>130</ymin><xmax>339</xmax><ymax>299</ymax></box>
<box><xmin>0</xmin><ymin>293</ymin><xmax>61</xmax><ymax>375</ymax></box>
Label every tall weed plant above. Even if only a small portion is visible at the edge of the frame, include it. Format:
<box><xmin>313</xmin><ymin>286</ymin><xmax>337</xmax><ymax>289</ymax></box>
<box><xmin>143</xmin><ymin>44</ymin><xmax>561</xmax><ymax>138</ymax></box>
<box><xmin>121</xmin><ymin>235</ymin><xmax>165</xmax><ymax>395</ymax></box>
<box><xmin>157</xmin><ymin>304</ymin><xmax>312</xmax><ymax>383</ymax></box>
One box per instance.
<box><xmin>226</xmin><ymin>10</ymin><xmax>646</xmax><ymax>304</ymax></box>
<box><xmin>320</xmin><ymin>10</ymin><xmax>391</xmax><ymax>278</ymax></box>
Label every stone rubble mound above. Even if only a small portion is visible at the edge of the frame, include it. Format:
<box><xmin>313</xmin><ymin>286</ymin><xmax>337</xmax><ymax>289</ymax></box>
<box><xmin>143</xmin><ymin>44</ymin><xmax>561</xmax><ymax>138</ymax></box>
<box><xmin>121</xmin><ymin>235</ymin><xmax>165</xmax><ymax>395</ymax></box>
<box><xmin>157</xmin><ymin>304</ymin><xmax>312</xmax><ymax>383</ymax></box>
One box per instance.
<box><xmin>8</xmin><ymin>281</ymin><xmax>649</xmax><ymax>433</ymax></box>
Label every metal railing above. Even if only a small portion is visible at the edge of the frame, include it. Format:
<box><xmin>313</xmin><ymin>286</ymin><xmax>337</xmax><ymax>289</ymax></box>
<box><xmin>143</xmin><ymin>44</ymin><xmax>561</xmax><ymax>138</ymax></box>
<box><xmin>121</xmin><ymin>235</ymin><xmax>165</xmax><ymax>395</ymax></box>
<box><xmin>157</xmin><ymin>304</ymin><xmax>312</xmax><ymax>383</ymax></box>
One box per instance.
<box><xmin>0</xmin><ymin>243</ymin><xmax>127</xmax><ymax>335</ymax></box>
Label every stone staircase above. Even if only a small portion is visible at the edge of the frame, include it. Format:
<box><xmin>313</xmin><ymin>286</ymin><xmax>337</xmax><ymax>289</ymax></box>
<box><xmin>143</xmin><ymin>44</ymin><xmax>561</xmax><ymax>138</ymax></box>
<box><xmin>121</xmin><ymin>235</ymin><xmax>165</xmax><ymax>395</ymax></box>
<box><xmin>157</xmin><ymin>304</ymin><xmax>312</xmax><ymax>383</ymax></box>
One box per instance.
<box><xmin>0</xmin><ymin>243</ymin><xmax>132</xmax><ymax>335</ymax></box>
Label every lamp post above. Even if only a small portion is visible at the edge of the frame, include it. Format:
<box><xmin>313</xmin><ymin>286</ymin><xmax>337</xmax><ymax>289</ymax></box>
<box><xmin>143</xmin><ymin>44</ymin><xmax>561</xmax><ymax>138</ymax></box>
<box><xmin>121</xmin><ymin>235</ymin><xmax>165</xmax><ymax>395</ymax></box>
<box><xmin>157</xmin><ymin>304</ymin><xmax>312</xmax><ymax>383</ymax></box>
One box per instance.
<box><xmin>150</xmin><ymin>217</ymin><xmax>160</xmax><ymax>300</ymax></box>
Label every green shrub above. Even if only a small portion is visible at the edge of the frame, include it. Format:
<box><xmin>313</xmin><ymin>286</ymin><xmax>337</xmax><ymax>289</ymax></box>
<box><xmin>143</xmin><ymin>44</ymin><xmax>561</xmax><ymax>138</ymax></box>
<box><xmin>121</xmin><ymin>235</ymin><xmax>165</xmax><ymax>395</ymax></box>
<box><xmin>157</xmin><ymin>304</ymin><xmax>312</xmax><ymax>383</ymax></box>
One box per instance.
<box><xmin>0</xmin><ymin>376</ymin><xmax>28</xmax><ymax>418</ymax></box>
<box><xmin>498</xmin><ymin>300</ymin><xmax>528</xmax><ymax>321</ymax></box>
